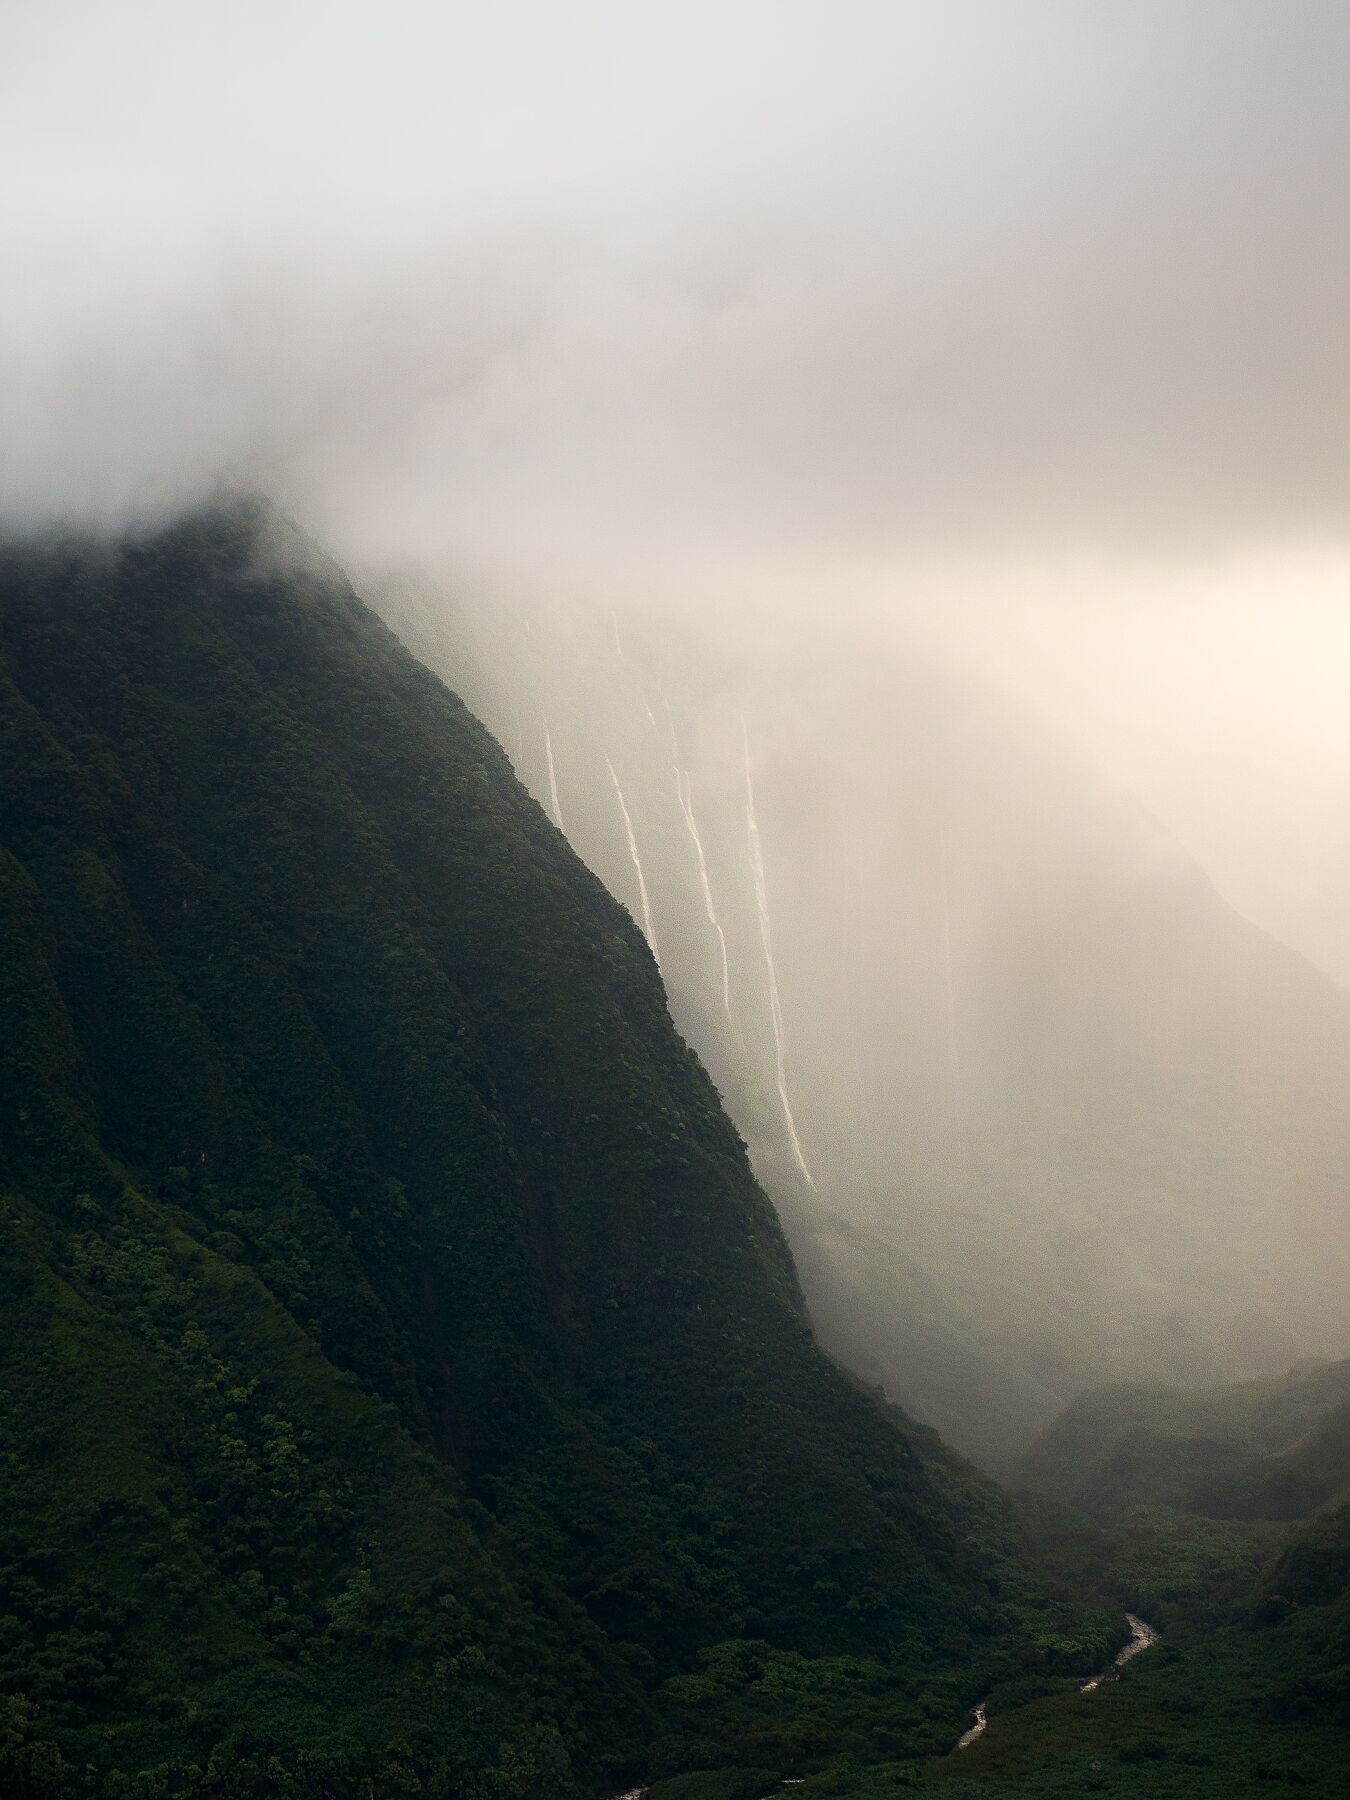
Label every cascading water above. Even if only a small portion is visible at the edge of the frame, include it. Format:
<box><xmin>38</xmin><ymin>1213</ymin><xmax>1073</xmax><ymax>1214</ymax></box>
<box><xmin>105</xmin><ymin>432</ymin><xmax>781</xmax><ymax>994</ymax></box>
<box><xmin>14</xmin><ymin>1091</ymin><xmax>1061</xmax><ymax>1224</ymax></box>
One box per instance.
<box><xmin>680</xmin><ymin>769</ymin><xmax>732</xmax><ymax>1013</ymax></box>
<box><xmin>666</xmin><ymin>707</ymin><xmax>732</xmax><ymax>1013</ymax></box>
<box><xmin>741</xmin><ymin>717</ymin><xmax>814</xmax><ymax>1187</ymax></box>
<box><xmin>605</xmin><ymin>754</ymin><xmax>660</xmax><ymax>964</ymax></box>
<box><xmin>543</xmin><ymin>720</ymin><xmax>564</xmax><ymax>830</ymax></box>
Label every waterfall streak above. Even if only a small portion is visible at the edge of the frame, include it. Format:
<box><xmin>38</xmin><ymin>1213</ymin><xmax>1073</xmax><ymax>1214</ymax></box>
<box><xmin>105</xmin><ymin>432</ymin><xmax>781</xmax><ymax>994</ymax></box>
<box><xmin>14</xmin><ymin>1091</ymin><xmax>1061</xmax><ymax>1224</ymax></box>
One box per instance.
<box><xmin>543</xmin><ymin>721</ymin><xmax>564</xmax><ymax>830</ymax></box>
<box><xmin>606</xmin><ymin>755</ymin><xmax>660</xmax><ymax>964</ymax></box>
<box><xmin>741</xmin><ymin>719</ymin><xmax>814</xmax><ymax>1186</ymax></box>
<box><xmin>666</xmin><ymin>704</ymin><xmax>731</xmax><ymax>1012</ymax></box>
<box><xmin>675</xmin><ymin>766</ymin><xmax>732</xmax><ymax>1012</ymax></box>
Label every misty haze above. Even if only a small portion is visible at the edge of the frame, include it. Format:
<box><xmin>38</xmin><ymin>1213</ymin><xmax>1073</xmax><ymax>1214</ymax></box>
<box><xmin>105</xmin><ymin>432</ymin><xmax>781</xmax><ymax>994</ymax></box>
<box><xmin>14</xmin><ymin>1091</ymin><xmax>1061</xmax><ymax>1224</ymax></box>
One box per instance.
<box><xmin>4</xmin><ymin>4</ymin><xmax>1350</xmax><ymax>1796</ymax></box>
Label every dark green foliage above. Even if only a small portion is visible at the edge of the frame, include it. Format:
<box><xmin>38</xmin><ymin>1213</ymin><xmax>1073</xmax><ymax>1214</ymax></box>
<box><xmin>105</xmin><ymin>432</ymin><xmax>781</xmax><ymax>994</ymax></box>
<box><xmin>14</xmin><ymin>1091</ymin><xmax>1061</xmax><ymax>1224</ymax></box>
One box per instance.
<box><xmin>910</xmin><ymin>1625</ymin><xmax>1350</xmax><ymax>1798</ymax></box>
<box><xmin>898</xmin><ymin>1372</ymin><xmax>1350</xmax><ymax>1797</ymax></box>
<box><xmin>1259</xmin><ymin>1501</ymin><xmax>1350</xmax><ymax>1612</ymax></box>
<box><xmin>0</xmin><ymin>505</ymin><xmax>1100</xmax><ymax>1795</ymax></box>
<box><xmin>645</xmin><ymin>1771</ymin><xmax>781</xmax><ymax>1799</ymax></box>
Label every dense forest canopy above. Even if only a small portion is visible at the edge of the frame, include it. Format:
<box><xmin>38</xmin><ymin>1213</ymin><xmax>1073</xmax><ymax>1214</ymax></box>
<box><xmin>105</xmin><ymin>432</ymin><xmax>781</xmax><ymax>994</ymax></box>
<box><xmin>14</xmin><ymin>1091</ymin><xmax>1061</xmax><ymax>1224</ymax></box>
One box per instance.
<box><xmin>1</xmin><ymin>505</ymin><xmax>1347</xmax><ymax>1798</ymax></box>
<box><xmin>8</xmin><ymin>7</ymin><xmax>1350</xmax><ymax>1795</ymax></box>
<box><xmin>0</xmin><ymin>505</ymin><xmax>1121</xmax><ymax>1797</ymax></box>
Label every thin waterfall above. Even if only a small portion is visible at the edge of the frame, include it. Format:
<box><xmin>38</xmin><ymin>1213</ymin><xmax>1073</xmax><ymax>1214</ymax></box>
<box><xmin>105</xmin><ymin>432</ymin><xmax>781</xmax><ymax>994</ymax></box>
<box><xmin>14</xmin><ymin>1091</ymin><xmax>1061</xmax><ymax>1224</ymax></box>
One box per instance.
<box><xmin>938</xmin><ymin>823</ymin><xmax>968</xmax><ymax>1168</ymax></box>
<box><xmin>611</xmin><ymin>609</ymin><xmax>625</xmax><ymax>660</ymax></box>
<box><xmin>543</xmin><ymin>720</ymin><xmax>564</xmax><ymax>830</ymax></box>
<box><xmin>605</xmin><ymin>754</ymin><xmax>660</xmax><ymax>964</ymax></box>
<box><xmin>741</xmin><ymin>717</ymin><xmax>814</xmax><ymax>1187</ymax></box>
<box><xmin>666</xmin><ymin>706</ymin><xmax>731</xmax><ymax>1012</ymax></box>
<box><xmin>681</xmin><ymin>770</ymin><xmax>732</xmax><ymax>1012</ymax></box>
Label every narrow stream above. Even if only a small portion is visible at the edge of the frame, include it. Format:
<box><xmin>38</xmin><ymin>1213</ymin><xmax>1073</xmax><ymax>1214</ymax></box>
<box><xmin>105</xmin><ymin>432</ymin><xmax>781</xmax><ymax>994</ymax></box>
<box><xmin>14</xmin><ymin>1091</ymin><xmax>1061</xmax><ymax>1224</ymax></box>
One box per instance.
<box><xmin>607</xmin><ymin>1613</ymin><xmax>1162</xmax><ymax>1785</ymax></box>
<box><xmin>1079</xmin><ymin>1612</ymin><xmax>1159</xmax><ymax>1692</ymax></box>
<box><xmin>956</xmin><ymin>1700</ymin><xmax>990</xmax><ymax>1749</ymax></box>
<box><xmin>956</xmin><ymin>1612</ymin><xmax>1159</xmax><ymax>1751</ymax></box>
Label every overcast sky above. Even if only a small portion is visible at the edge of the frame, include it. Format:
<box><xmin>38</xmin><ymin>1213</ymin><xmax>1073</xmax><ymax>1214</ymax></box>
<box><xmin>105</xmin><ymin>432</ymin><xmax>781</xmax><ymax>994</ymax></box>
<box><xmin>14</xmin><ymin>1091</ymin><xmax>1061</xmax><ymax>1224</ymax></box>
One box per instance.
<box><xmin>6</xmin><ymin>0</ymin><xmax>1348</xmax><ymax>559</ymax></box>
<box><xmin>7</xmin><ymin>0</ymin><xmax>1350</xmax><ymax>967</ymax></box>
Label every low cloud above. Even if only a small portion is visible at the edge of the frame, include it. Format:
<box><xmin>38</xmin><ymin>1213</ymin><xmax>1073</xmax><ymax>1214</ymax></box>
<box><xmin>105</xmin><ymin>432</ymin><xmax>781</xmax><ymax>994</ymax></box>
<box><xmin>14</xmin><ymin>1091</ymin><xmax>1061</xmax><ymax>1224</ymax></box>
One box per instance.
<box><xmin>4</xmin><ymin>0</ymin><xmax>1349</xmax><ymax>577</ymax></box>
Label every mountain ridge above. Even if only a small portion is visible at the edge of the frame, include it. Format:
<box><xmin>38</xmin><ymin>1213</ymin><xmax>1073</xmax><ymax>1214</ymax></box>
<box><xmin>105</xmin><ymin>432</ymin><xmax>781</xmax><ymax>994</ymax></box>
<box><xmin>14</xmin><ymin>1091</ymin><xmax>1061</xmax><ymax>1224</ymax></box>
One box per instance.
<box><xmin>0</xmin><ymin>502</ymin><xmax>1113</xmax><ymax>1796</ymax></box>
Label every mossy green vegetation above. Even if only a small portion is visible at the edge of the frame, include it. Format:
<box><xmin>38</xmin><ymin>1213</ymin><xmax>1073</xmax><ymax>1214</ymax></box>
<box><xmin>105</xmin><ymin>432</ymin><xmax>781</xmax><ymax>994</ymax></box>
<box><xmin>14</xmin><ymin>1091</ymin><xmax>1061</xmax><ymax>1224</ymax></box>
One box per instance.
<box><xmin>700</xmin><ymin>1421</ymin><xmax>1349</xmax><ymax>1796</ymax></box>
<box><xmin>0</xmin><ymin>505</ymin><xmax>1109</xmax><ymax>1797</ymax></box>
<box><xmin>878</xmin><ymin>1374</ymin><xmax>1350</xmax><ymax>1799</ymax></box>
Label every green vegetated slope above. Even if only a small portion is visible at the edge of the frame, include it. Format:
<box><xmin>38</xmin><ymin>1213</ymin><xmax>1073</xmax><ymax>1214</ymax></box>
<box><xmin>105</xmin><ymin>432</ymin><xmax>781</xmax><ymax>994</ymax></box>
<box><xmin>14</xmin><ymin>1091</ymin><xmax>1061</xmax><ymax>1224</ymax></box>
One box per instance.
<box><xmin>0</xmin><ymin>505</ymin><xmax>1113</xmax><ymax>1799</ymax></box>
<box><xmin>896</xmin><ymin>1373</ymin><xmax>1350</xmax><ymax>1798</ymax></box>
<box><xmin>644</xmin><ymin>1483</ymin><xmax>1350</xmax><ymax>1800</ymax></box>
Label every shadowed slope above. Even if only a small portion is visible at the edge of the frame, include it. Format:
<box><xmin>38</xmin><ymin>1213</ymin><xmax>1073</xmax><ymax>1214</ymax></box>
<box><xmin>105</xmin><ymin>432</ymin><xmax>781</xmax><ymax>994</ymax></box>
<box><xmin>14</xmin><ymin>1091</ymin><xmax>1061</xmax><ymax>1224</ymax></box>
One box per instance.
<box><xmin>0</xmin><ymin>505</ymin><xmax>1107</xmax><ymax>1796</ymax></box>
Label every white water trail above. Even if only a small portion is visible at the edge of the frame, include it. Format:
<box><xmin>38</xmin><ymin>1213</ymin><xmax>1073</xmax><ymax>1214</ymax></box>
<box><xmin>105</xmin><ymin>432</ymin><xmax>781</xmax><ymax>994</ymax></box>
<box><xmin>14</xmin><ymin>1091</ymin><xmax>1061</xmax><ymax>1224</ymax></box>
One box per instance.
<box><xmin>543</xmin><ymin>720</ymin><xmax>564</xmax><ymax>830</ymax></box>
<box><xmin>677</xmin><ymin>766</ymin><xmax>732</xmax><ymax>1014</ymax></box>
<box><xmin>1081</xmin><ymin>1614</ymin><xmax>1160</xmax><ymax>1693</ymax></box>
<box><xmin>611</xmin><ymin>609</ymin><xmax>625</xmax><ymax>660</ymax></box>
<box><xmin>956</xmin><ymin>1612</ymin><xmax>1158</xmax><ymax>1754</ymax></box>
<box><xmin>956</xmin><ymin>1701</ymin><xmax>989</xmax><ymax>1750</ymax></box>
<box><xmin>666</xmin><ymin>703</ymin><xmax>732</xmax><ymax>1012</ymax></box>
<box><xmin>605</xmin><ymin>754</ymin><xmax>660</xmax><ymax>965</ymax></box>
<box><xmin>938</xmin><ymin>824</ymin><xmax>968</xmax><ymax>1170</ymax></box>
<box><xmin>741</xmin><ymin>717</ymin><xmax>814</xmax><ymax>1187</ymax></box>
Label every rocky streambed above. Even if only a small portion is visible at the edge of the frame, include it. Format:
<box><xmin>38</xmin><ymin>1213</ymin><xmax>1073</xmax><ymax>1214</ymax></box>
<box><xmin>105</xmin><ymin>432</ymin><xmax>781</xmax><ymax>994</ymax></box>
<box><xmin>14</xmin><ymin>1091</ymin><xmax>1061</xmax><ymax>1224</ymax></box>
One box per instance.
<box><xmin>956</xmin><ymin>1611</ymin><xmax>1160</xmax><ymax>1751</ymax></box>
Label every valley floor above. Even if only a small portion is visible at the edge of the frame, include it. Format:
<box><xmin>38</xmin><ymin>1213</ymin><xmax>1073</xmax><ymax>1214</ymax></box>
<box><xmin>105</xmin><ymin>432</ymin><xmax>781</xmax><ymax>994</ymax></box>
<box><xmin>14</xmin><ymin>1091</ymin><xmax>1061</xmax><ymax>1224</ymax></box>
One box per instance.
<box><xmin>919</xmin><ymin>1627</ymin><xmax>1346</xmax><ymax>1798</ymax></box>
<box><xmin>633</xmin><ymin>1502</ymin><xmax>1350</xmax><ymax>1800</ymax></box>
<box><xmin>631</xmin><ymin>1629</ymin><xmax>1347</xmax><ymax>1798</ymax></box>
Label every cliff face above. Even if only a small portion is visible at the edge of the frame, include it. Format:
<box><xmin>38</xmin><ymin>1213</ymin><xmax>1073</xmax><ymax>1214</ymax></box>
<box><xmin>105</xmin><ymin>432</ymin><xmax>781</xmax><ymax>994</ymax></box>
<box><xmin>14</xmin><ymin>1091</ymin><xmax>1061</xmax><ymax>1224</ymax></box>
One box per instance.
<box><xmin>385</xmin><ymin>585</ymin><xmax>1350</xmax><ymax>1472</ymax></box>
<box><xmin>0</xmin><ymin>506</ymin><xmax>1095</xmax><ymax>1797</ymax></box>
